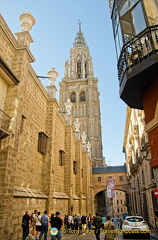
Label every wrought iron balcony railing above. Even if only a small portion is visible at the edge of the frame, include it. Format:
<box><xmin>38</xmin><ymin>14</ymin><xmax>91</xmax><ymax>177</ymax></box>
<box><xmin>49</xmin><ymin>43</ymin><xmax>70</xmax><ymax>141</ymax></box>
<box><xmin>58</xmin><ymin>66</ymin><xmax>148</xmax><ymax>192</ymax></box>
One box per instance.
<box><xmin>118</xmin><ymin>25</ymin><xmax>158</xmax><ymax>86</ymax></box>
<box><xmin>0</xmin><ymin>109</ymin><xmax>11</xmax><ymax>139</ymax></box>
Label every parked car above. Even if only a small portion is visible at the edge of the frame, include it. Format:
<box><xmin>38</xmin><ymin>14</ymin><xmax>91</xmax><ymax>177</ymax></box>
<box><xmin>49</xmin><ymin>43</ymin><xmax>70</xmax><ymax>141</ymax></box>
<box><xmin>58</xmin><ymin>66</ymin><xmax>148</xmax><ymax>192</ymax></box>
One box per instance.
<box><xmin>122</xmin><ymin>216</ymin><xmax>150</xmax><ymax>239</ymax></box>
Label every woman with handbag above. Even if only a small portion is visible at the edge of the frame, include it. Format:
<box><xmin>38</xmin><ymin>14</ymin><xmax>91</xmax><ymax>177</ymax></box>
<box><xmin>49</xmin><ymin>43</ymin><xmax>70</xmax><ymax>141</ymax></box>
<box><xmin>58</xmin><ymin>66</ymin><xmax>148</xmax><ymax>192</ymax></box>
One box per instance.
<box><xmin>104</xmin><ymin>216</ymin><xmax>118</xmax><ymax>240</ymax></box>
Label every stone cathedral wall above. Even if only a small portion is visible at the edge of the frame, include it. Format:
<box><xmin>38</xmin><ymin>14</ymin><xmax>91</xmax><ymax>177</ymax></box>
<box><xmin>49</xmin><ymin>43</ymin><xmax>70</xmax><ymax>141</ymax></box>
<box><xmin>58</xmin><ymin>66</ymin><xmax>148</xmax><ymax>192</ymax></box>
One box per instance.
<box><xmin>0</xmin><ymin>14</ymin><xmax>94</xmax><ymax>240</ymax></box>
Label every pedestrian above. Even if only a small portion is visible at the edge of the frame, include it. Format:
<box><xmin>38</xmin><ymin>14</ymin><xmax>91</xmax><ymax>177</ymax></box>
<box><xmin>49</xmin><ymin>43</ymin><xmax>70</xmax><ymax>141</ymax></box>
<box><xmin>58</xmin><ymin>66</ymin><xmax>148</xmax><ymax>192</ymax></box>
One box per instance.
<box><xmin>112</xmin><ymin>215</ymin><xmax>118</xmax><ymax>229</ymax></box>
<box><xmin>39</xmin><ymin>210</ymin><xmax>49</xmax><ymax>240</ymax></box>
<box><xmin>35</xmin><ymin>212</ymin><xmax>42</xmax><ymax>239</ymax></box>
<box><xmin>93</xmin><ymin>212</ymin><xmax>102</xmax><ymax>240</ymax></box>
<box><xmin>154</xmin><ymin>210</ymin><xmax>158</xmax><ymax>229</ymax></box>
<box><xmin>117</xmin><ymin>215</ymin><xmax>122</xmax><ymax>230</ymax></box>
<box><xmin>64</xmin><ymin>215</ymin><xmax>68</xmax><ymax>230</ymax></box>
<box><xmin>87</xmin><ymin>213</ymin><xmax>93</xmax><ymax>230</ymax></box>
<box><xmin>50</xmin><ymin>213</ymin><xmax>55</xmax><ymax>228</ymax></box>
<box><xmin>81</xmin><ymin>214</ymin><xmax>87</xmax><ymax>233</ymax></box>
<box><xmin>30</xmin><ymin>209</ymin><xmax>38</xmax><ymax>238</ymax></box>
<box><xmin>101</xmin><ymin>215</ymin><xmax>106</xmax><ymax>229</ymax></box>
<box><xmin>21</xmin><ymin>210</ymin><xmax>31</xmax><ymax>240</ymax></box>
<box><xmin>73</xmin><ymin>214</ymin><xmax>79</xmax><ymax>230</ymax></box>
<box><xmin>50</xmin><ymin>211</ymin><xmax>63</xmax><ymax>240</ymax></box>
<box><xmin>67</xmin><ymin>214</ymin><xmax>73</xmax><ymax>229</ymax></box>
<box><xmin>104</xmin><ymin>216</ymin><xmax>117</xmax><ymax>240</ymax></box>
<box><xmin>78</xmin><ymin>214</ymin><xmax>82</xmax><ymax>234</ymax></box>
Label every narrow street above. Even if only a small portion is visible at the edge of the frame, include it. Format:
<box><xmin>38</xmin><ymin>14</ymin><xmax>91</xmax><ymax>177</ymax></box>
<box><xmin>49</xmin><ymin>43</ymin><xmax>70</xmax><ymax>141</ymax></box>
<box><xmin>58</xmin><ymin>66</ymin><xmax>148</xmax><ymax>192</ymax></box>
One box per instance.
<box><xmin>45</xmin><ymin>231</ymin><xmax>158</xmax><ymax>240</ymax></box>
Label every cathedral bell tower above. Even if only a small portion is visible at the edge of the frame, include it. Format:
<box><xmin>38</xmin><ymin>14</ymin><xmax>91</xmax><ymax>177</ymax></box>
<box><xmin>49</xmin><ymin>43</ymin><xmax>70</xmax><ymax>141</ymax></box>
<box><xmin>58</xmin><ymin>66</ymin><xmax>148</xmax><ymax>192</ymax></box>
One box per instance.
<box><xmin>59</xmin><ymin>22</ymin><xmax>104</xmax><ymax>167</ymax></box>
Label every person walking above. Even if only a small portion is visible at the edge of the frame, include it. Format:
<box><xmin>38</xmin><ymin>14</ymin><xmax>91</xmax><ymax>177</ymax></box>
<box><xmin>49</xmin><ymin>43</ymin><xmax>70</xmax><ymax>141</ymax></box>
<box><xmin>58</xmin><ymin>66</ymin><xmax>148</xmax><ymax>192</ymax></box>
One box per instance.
<box><xmin>39</xmin><ymin>210</ymin><xmax>49</xmax><ymax>240</ymax></box>
<box><xmin>101</xmin><ymin>215</ymin><xmax>107</xmax><ymax>229</ymax></box>
<box><xmin>87</xmin><ymin>214</ymin><xmax>93</xmax><ymax>230</ymax></box>
<box><xmin>22</xmin><ymin>210</ymin><xmax>31</xmax><ymax>240</ymax></box>
<box><xmin>93</xmin><ymin>212</ymin><xmax>102</xmax><ymax>240</ymax></box>
<box><xmin>73</xmin><ymin>214</ymin><xmax>79</xmax><ymax>230</ymax></box>
<box><xmin>112</xmin><ymin>215</ymin><xmax>118</xmax><ymax>229</ymax></box>
<box><xmin>104</xmin><ymin>216</ymin><xmax>117</xmax><ymax>240</ymax></box>
<box><xmin>30</xmin><ymin>209</ymin><xmax>38</xmax><ymax>238</ymax></box>
<box><xmin>67</xmin><ymin>214</ymin><xmax>73</xmax><ymax>229</ymax></box>
<box><xmin>81</xmin><ymin>214</ymin><xmax>87</xmax><ymax>234</ymax></box>
<box><xmin>35</xmin><ymin>212</ymin><xmax>42</xmax><ymax>239</ymax></box>
<box><xmin>50</xmin><ymin>211</ymin><xmax>63</xmax><ymax>240</ymax></box>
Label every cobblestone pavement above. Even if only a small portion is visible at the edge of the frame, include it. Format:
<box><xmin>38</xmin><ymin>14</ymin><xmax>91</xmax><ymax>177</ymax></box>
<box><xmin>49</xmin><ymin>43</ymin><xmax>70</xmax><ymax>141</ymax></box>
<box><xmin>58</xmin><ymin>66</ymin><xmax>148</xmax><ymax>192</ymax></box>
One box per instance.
<box><xmin>47</xmin><ymin>232</ymin><xmax>107</xmax><ymax>240</ymax></box>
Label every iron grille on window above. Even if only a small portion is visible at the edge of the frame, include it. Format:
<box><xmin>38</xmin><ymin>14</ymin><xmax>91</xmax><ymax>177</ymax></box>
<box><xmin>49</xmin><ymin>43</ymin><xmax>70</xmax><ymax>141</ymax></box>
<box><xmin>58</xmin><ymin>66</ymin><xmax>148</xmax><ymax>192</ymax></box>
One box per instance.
<box><xmin>38</xmin><ymin>132</ymin><xmax>48</xmax><ymax>155</ymax></box>
<box><xmin>73</xmin><ymin>161</ymin><xmax>78</xmax><ymax>174</ymax></box>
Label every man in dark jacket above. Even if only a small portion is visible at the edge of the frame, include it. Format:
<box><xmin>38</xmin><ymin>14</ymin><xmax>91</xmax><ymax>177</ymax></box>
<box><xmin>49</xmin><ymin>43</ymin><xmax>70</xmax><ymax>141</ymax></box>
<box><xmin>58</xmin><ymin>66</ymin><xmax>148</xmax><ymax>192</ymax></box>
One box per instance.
<box><xmin>22</xmin><ymin>210</ymin><xmax>30</xmax><ymax>240</ymax></box>
<box><xmin>50</xmin><ymin>211</ymin><xmax>63</xmax><ymax>240</ymax></box>
<box><xmin>93</xmin><ymin>212</ymin><xmax>102</xmax><ymax>240</ymax></box>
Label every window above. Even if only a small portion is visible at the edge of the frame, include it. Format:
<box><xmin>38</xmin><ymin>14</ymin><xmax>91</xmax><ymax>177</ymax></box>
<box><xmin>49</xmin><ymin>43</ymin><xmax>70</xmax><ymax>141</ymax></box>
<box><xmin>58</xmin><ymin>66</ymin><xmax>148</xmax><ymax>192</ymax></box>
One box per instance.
<box><xmin>85</xmin><ymin>62</ymin><xmax>87</xmax><ymax>78</ymax></box>
<box><xmin>73</xmin><ymin>161</ymin><xmax>78</xmax><ymax>174</ymax></box>
<box><xmin>20</xmin><ymin>115</ymin><xmax>26</xmax><ymax>133</ymax></box>
<box><xmin>80</xmin><ymin>91</ymin><xmax>85</xmax><ymax>102</ymax></box>
<box><xmin>117</xmin><ymin>200</ymin><xmax>119</xmax><ymax>204</ymax></box>
<box><xmin>59</xmin><ymin>150</ymin><xmax>65</xmax><ymax>166</ymax></box>
<box><xmin>81</xmin><ymin>169</ymin><xmax>83</xmax><ymax>178</ymax></box>
<box><xmin>119</xmin><ymin>175</ymin><xmax>123</xmax><ymax>181</ymax></box>
<box><xmin>77</xmin><ymin>60</ymin><xmax>81</xmax><ymax>78</ymax></box>
<box><xmin>70</xmin><ymin>92</ymin><xmax>76</xmax><ymax>103</ymax></box>
<box><xmin>98</xmin><ymin>177</ymin><xmax>101</xmax><ymax>182</ymax></box>
<box><xmin>37</xmin><ymin>132</ymin><xmax>49</xmax><ymax>155</ymax></box>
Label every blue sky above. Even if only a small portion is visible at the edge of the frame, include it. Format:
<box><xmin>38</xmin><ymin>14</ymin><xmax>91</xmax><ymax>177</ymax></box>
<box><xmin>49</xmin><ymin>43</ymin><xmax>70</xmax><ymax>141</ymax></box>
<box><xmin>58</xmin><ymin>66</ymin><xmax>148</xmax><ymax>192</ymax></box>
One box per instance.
<box><xmin>1</xmin><ymin>0</ymin><xmax>126</xmax><ymax>166</ymax></box>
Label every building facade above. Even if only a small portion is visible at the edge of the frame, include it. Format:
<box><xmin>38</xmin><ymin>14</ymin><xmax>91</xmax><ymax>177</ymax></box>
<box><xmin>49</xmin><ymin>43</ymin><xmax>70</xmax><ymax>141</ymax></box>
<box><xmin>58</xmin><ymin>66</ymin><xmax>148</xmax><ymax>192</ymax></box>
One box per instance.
<box><xmin>123</xmin><ymin>107</ymin><xmax>157</xmax><ymax>227</ymax></box>
<box><xmin>59</xmin><ymin>23</ymin><xmax>104</xmax><ymax>167</ymax></box>
<box><xmin>109</xmin><ymin>0</ymin><xmax>158</xmax><ymax>190</ymax></box>
<box><xmin>92</xmin><ymin>166</ymin><xmax>128</xmax><ymax>216</ymax></box>
<box><xmin>0</xmin><ymin>13</ymin><xmax>94</xmax><ymax>240</ymax></box>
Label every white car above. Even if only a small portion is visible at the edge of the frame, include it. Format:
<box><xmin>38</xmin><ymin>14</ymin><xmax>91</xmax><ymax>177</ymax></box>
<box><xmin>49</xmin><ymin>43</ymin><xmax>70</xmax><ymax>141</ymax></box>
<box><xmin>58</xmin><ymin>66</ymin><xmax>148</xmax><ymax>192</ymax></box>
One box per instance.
<box><xmin>122</xmin><ymin>216</ymin><xmax>150</xmax><ymax>239</ymax></box>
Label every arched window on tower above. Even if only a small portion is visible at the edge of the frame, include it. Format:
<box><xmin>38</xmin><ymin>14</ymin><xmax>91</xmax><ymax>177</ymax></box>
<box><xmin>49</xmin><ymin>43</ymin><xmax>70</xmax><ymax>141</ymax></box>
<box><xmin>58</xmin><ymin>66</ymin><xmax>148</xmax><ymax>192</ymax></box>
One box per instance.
<box><xmin>85</xmin><ymin>62</ymin><xmax>87</xmax><ymax>78</ymax></box>
<box><xmin>70</xmin><ymin>92</ymin><xmax>76</xmax><ymax>102</ymax></box>
<box><xmin>80</xmin><ymin>91</ymin><xmax>85</xmax><ymax>102</ymax></box>
<box><xmin>77</xmin><ymin>60</ymin><xmax>81</xmax><ymax>79</ymax></box>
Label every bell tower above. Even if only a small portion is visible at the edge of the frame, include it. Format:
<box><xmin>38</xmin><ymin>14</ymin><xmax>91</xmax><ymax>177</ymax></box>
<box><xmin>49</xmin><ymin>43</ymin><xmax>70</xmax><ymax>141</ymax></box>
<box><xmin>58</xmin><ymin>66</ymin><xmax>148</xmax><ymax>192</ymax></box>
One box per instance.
<box><xmin>59</xmin><ymin>22</ymin><xmax>104</xmax><ymax>167</ymax></box>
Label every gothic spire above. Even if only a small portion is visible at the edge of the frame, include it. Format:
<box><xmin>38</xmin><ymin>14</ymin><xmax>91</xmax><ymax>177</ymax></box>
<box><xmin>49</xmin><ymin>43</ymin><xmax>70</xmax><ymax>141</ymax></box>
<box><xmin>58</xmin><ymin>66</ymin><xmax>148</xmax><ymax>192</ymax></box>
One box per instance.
<box><xmin>73</xmin><ymin>20</ymin><xmax>87</xmax><ymax>46</ymax></box>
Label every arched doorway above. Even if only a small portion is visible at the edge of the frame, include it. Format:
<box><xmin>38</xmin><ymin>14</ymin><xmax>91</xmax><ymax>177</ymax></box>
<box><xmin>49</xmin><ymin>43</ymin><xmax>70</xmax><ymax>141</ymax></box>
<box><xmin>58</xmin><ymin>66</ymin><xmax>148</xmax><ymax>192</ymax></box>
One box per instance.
<box><xmin>94</xmin><ymin>189</ymin><xmax>128</xmax><ymax>217</ymax></box>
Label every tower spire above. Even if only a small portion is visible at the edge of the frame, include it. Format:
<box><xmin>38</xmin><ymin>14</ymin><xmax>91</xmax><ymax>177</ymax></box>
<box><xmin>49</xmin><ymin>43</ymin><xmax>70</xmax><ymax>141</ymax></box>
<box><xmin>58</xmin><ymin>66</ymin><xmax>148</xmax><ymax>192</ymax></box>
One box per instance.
<box><xmin>78</xmin><ymin>19</ymin><xmax>82</xmax><ymax>32</ymax></box>
<box><xmin>74</xmin><ymin>20</ymin><xmax>86</xmax><ymax>46</ymax></box>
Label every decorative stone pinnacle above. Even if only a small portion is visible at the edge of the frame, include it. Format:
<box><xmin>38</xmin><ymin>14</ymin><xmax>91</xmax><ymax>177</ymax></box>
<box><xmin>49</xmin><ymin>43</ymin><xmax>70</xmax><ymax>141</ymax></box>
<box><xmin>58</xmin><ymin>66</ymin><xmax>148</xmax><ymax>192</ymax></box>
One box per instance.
<box><xmin>64</xmin><ymin>98</ymin><xmax>73</xmax><ymax>115</ymax></box>
<box><xmin>19</xmin><ymin>12</ymin><xmax>35</xmax><ymax>32</ymax></box>
<box><xmin>47</xmin><ymin>67</ymin><xmax>58</xmax><ymax>85</ymax></box>
<box><xmin>81</xmin><ymin>132</ymin><xmax>87</xmax><ymax>144</ymax></box>
<box><xmin>87</xmin><ymin>141</ymin><xmax>91</xmax><ymax>152</ymax></box>
<box><xmin>74</xmin><ymin>118</ymin><xmax>81</xmax><ymax>132</ymax></box>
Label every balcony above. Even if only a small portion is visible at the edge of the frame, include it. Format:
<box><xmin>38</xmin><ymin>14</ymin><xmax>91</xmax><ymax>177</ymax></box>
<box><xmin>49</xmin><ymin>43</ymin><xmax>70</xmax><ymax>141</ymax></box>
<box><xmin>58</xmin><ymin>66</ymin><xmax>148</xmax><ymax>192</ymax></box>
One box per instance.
<box><xmin>118</xmin><ymin>25</ymin><xmax>158</xmax><ymax>109</ymax></box>
<box><xmin>0</xmin><ymin>109</ymin><xmax>11</xmax><ymax>139</ymax></box>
